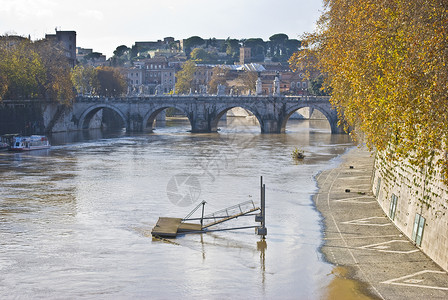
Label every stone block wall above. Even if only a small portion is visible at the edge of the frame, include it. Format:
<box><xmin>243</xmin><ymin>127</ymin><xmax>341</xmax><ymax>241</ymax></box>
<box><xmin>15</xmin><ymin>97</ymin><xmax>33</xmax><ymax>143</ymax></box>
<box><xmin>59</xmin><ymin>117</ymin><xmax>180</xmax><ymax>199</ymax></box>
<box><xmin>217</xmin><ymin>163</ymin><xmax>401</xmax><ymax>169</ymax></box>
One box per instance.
<box><xmin>372</xmin><ymin>152</ymin><xmax>448</xmax><ymax>271</ymax></box>
<box><xmin>42</xmin><ymin>103</ymin><xmax>102</xmax><ymax>132</ymax></box>
<box><xmin>0</xmin><ymin>101</ymin><xmax>45</xmax><ymax>135</ymax></box>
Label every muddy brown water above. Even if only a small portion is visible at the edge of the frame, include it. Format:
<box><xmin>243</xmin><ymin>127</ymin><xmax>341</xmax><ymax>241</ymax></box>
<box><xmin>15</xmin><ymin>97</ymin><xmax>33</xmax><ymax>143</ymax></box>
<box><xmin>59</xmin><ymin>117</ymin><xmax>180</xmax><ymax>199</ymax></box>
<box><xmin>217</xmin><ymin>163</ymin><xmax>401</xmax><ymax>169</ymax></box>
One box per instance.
<box><xmin>0</xmin><ymin>117</ymin><xmax>374</xmax><ymax>299</ymax></box>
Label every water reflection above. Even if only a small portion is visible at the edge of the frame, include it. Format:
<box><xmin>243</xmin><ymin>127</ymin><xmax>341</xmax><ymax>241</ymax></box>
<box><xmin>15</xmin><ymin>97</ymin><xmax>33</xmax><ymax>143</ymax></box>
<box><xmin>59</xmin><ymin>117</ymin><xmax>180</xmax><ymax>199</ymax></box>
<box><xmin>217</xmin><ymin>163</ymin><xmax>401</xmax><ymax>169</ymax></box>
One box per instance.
<box><xmin>0</xmin><ymin>117</ymin><xmax>355</xmax><ymax>299</ymax></box>
<box><xmin>324</xmin><ymin>267</ymin><xmax>377</xmax><ymax>300</ymax></box>
<box><xmin>257</xmin><ymin>239</ymin><xmax>267</xmax><ymax>290</ymax></box>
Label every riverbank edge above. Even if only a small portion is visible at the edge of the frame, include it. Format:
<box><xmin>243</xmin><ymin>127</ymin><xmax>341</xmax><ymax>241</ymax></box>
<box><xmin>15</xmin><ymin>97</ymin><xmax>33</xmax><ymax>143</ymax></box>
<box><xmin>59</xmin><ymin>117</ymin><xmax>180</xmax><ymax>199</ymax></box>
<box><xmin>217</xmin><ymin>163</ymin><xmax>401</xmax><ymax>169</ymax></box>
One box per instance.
<box><xmin>313</xmin><ymin>146</ymin><xmax>448</xmax><ymax>300</ymax></box>
<box><xmin>313</xmin><ymin>146</ymin><xmax>380</xmax><ymax>299</ymax></box>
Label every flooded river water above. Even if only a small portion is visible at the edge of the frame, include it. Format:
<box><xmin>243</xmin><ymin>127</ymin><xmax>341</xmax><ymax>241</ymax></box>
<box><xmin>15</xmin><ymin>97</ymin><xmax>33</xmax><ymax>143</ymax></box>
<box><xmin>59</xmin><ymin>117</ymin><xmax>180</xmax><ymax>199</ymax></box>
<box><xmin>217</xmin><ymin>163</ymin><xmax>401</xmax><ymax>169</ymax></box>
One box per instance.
<box><xmin>0</xmin><ymin>117</ymin><xmax>354</xmax><ymax>299</ymax></box>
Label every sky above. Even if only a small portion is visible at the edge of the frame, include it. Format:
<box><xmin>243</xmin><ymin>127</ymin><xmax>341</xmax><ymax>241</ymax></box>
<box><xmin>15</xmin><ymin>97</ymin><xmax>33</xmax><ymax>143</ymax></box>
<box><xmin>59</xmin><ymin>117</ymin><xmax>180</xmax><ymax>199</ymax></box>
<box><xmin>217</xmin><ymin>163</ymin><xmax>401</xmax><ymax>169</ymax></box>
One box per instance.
<box><xmin>0</xmin><ymin>0</ymin><xmax>324</xmax><ymax>58</ymax></box>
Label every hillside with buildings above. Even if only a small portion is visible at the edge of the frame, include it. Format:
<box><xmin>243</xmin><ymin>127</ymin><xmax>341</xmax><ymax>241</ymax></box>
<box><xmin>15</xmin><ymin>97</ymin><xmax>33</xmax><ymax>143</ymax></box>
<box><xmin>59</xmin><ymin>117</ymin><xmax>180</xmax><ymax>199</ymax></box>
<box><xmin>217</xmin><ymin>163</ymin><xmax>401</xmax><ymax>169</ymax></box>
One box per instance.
<box><xmin>76</xmin><ymin>34</ymin><xmax>315</xmax><ymax>97</ymax></box>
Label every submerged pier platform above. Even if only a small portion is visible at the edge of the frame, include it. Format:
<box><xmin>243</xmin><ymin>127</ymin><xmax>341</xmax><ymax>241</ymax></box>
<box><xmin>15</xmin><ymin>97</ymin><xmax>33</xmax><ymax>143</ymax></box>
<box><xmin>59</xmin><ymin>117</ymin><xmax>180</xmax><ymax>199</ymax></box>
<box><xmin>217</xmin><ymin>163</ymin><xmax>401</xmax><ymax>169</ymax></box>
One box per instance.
<box><xmin>151</xmin><ymin>177</ymin><xmax>268</xmax><ymax>239</ymax></box>
<box><xmin>151</xmin><ymin>217</ymin><xmax>202</xmax><ymax>237</ymax></box>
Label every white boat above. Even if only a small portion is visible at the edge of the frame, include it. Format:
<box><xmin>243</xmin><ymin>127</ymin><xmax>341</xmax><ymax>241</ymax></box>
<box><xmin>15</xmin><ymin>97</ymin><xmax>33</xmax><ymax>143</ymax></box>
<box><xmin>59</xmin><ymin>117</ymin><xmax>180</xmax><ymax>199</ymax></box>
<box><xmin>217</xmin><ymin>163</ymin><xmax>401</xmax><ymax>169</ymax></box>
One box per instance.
<box><xmin>1</xmin><ymin>134</ymin><xmax>19</xmax><ymax>151</ymax></box>
<box><xmin>0</xmin><ymin>141</ymin><xmax>9</xmax><ymax>151</ymax></box>
<box><xmin>10</xmin><ymin>135</ymin><xmax>51</xmax><ymax>151</ymax></box>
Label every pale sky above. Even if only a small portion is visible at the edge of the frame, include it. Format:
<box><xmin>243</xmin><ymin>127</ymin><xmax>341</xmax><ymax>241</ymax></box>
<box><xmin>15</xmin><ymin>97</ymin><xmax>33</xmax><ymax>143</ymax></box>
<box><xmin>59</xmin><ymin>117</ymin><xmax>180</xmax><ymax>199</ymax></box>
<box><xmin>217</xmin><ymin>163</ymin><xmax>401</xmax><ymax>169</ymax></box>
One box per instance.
<box><xmin>0</xmin><ymin>0</ymin><xmax>324</xmax><ymax>58</ymax></box>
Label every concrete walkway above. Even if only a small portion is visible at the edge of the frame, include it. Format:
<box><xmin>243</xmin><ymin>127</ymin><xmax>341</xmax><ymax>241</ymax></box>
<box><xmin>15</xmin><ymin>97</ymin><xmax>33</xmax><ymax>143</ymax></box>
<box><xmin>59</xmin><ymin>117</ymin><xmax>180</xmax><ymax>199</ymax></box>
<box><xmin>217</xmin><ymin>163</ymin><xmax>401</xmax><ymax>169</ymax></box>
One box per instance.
<box><xmin>315</xmin><ymin>146</ymin><xmax>448</xmax><ymax>300</ymax></box>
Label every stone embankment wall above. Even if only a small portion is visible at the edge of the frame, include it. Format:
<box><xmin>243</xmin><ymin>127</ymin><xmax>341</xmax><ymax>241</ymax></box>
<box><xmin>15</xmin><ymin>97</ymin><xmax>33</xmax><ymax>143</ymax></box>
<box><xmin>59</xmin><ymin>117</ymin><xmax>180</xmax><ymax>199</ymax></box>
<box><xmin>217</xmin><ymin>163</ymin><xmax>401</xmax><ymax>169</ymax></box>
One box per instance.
<box><xmin>0</xmin><ymin>100</ymin><xmax>103</xmax><ymax>134</ymax></box>
<box><xmin>0</xmin><ymin>101</ymin><xmax>45</xmax><ymax>135</ymax></box>
<box><xmin>42</xmin><ymin>104</ymin><xmax>102</xmax><ymax>132</ymax></box>
<box><xmin>372</xmin><ymin>152</ymin><xmax>448</xmax><ymax>271</ymax></box>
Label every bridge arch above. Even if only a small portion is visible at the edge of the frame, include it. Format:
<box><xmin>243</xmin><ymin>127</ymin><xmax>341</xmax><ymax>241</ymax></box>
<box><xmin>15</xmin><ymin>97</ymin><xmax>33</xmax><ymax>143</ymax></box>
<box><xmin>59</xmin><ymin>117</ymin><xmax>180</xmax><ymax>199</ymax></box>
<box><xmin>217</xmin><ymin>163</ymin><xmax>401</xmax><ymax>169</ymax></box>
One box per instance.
<box><xmin>210</xmin><ymin>105</ymin><xmax>263</xmax><ymax>132</ymax></box>
<box><xmin>143</xmin><ymin>105</ymin><xmax>193</xmax><ymax>132</ymax></box>
<box><xmin>78</xmin><ymin>104</ymin><xmax>127</xmax><ymax>130</ymax></box>
<box><xmin>282</xmin><ymin>104</ymin><xmax>340</xmax><ymax>134</ymax></box>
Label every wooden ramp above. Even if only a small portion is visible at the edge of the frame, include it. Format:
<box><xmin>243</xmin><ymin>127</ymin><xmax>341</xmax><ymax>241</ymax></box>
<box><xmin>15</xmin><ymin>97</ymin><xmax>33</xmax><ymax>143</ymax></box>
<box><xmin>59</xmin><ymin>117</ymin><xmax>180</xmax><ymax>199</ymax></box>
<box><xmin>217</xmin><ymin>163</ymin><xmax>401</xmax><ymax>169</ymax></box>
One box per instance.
<box><xmin>151</xmin><ymin>217</ymin><xmax>202</xmax><ymax>237</ymax></box>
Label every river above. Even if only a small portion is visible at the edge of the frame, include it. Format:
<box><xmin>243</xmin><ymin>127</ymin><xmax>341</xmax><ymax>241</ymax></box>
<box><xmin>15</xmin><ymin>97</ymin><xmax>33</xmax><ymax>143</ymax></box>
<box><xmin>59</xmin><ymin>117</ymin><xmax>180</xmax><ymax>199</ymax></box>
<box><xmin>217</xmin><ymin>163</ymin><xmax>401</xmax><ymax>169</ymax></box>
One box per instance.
<box><xmin>0</xmin><ymin>117</ymin><xmax>354</xmax><ymax>299</ymax></box>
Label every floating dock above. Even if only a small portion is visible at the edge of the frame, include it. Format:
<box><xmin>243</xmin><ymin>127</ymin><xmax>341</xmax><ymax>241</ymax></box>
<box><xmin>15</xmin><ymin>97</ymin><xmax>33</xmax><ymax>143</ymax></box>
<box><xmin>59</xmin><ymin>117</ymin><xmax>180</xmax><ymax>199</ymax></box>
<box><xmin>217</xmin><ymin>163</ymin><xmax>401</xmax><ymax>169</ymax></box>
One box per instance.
<box><xmin>151</xmin><ymin>177</ymin><xmax>267</xmax><ymax>238</ymax></box>
<box><xmin>151</xmin><ymin>217</ymin><xmax>202</xmax><ymax>237</ymax></box>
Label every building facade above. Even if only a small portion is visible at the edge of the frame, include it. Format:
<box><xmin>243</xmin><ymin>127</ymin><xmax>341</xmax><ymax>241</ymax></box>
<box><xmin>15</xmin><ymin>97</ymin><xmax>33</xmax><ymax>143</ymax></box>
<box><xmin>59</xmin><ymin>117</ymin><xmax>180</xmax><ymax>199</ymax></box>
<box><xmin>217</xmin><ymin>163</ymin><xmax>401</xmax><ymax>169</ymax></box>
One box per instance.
<box><xmin>126</xmin><ymin>56</ymin><xmax>176</xmax><ymax>95</ymax></box>
<box><xmin>45</xmin><ymin>30</ymin><xmax>76</xmax><ymax>67</ymax></box>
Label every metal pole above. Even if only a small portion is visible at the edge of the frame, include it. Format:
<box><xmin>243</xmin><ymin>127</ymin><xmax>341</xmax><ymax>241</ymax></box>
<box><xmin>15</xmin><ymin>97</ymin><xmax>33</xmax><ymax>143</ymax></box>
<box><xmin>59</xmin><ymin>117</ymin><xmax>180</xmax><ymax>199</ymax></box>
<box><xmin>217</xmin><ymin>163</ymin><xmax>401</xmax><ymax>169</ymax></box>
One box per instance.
<box><xmin>261</xmin><ymin>184</ymin><xmax>266</xmax><ymax>228</ymax></box>
<box><xmin>200</xmin><ymin>201</ymin><xmax>206</xmax><ymax>227</ymax></box>
<box><xmin>257</xmin><ymin>176</ymin><xmax>267</xmax><ymax>238</ymax></box>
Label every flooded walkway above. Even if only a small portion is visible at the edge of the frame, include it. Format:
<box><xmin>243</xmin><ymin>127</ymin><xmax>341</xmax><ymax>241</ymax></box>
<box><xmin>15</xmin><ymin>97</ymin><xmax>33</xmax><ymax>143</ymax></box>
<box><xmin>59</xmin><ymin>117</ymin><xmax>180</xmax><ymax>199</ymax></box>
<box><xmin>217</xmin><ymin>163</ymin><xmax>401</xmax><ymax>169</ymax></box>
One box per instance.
<box><xmin>316</xmin><ymin>146</ymin><xmax>448</xmax><ymax>299</ymax></box>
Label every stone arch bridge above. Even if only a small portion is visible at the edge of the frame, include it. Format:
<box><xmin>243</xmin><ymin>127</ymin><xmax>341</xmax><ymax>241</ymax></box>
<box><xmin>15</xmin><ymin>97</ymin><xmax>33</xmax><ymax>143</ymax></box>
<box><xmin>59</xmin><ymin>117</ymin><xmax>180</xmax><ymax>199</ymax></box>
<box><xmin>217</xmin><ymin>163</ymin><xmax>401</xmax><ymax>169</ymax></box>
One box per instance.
<box><xmin>65</xmin><ymin>95</ymin><xmax>344</xmax><ymax>134</ymax></box>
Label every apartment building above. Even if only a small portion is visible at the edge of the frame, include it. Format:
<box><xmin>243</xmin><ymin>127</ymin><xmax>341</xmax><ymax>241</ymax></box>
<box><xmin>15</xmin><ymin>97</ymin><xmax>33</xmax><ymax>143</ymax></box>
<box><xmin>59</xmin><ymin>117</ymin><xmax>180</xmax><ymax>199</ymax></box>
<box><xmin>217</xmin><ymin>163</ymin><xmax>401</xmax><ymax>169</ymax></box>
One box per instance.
<box><xmin>45</xmin><ymin>30</ymin><xmax>76</xmax><ymax>67</ymax></box>
<box><xmin>127</xmin><ymin>56</ymin><xmax>176</xmax><ymax>94</ymax></box>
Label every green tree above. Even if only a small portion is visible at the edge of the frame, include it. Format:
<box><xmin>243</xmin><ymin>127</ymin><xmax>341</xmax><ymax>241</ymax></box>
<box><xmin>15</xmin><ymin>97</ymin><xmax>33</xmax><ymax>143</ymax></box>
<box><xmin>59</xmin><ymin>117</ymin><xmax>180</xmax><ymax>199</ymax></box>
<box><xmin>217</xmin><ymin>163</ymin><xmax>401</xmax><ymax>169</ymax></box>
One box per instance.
<box><xmin>175</xmin><ymin>60</ymin><xmax>197</xmax><ymax>94</ymax></box>
<box><xmin>239</xmin><ymin>71</ymin><xmax>258</xmax><ymax>93</ymax></box>
<box><xmin>190</xmin><ymin>48</ymin><xmax>219</xmax><ymax>63</ymax></box>
<box><xmin>113</xmin><ymin>45</ymin><xmax>130</xmax><ymax>57</ymax></box>
<box><xmin>183</xmin><ymin>36</ymin><xmax>205</xmax><ymax>57</ymax></box>
<box><xmin>208</xmin><ymin>66</ymin><xmax>229</xmax><ymax>94</ymax></box>
<box><xmin>269</xmin><ymin>33</ymin><xmax>288</xmax><ymax>57</ymax></box>
<box><xmin>244</xmin><ymin>38</ymin><xmax>266</xmax><ymax>62</ymax></box>
<box><xmin>290</xmin><ymin>0</ymin><xmax>448</xmax><ymax>182</ymax></box>
<box><xmin>225</xmin><ymin>38</ymin><xmax>240</xmax><ymax>63</ymax></box>
<box><xmin>0</xmin><ymin>36</ymin><xmax>77</xmax><ymax>103</ymax></box>
<box><xmin>71</xmin><ymin>65</ymin><xmax>98</xmax><ymax>95</ymax></box>
<box><xmin>95</xmin><ymin>66</ymin><xmax>126</xmax><ymax>97</ymax></box>
<box><xmin>33</xmin><ymin>39</ymin><xmax>75</xmax><ymax>104</ymax></box>
<box><xmin>190</xmin><ymin>48</ymin><xmax>209</xmax><ymax>62</ymax></box>
<box><xmin>285</xmin><ymin>39</ymin><xmax>301</xmax><ymax>57</ymax></box>
<box><xmin>308</xmin><ymin>75</ymin><xmax>330</xmax><ymax>96</ymax></box>
<box><xmin>0</xmin><ymin>72</ymin><xmax>7</xmax><ymax>100</ymax></box>
<box><xmin>0</xmin><ymin>39</ymin><xmax>46</xmax><ymax>100</ymax></box>
<box><xmin>0</xmin><ymin>47</ymin><xmax>9</xmax><ymax>100</ymax></box>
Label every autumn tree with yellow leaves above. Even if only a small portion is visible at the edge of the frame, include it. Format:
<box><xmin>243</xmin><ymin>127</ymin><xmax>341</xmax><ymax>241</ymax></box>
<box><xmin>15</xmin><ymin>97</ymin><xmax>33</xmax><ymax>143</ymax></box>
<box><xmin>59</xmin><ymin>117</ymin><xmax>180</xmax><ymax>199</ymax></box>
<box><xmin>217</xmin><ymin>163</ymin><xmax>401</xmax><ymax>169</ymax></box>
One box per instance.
<box><xmin>175</xmin><ymin>60</ymin><xmax>197</xmax><ymax>94</ymax></box>
<box><xmin>290</xmin><ymin>0</ymin><xmax>448</xmax><ymax>182</ymax></box>
<box><xmin>0</xmin><ymin>37</ymin><xmax>74</xmax><ymax>104</ymax></box>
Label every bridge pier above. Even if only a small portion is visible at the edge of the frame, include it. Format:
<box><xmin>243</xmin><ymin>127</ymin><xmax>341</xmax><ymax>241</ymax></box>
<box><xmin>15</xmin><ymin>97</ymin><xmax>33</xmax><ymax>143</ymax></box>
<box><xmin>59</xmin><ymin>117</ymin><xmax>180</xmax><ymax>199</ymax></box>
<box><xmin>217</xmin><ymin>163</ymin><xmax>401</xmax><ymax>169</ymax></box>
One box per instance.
<box><xmin>330</xmin><ymin>122</ymin><xmax>348</xmax><ymax>134</ymax></box>
<box><xmin>191</xmin><ymin>118</ymin><xmax>211</xmax><ymax>133</ymax></box>
<box><xmin>127</xmin><ymin>113</ymin><xmax>144</xmax><ymax>132</ymax></box>
<box><xmin>260</xmin><ymin>119</ymin><xmax>283</xmax><ymax>134</ymax></box>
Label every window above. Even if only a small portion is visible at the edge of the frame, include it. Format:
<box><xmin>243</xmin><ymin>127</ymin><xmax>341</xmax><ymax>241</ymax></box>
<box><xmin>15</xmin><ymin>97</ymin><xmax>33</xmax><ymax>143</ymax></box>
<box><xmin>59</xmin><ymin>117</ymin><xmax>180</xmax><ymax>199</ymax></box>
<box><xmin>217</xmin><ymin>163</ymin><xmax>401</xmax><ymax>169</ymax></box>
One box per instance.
<box><xmin>412</xmin><ymin>213</ymin><xmax>426</xmax><ymax>246</ymax></box>
<box><xmin>302</xmin><ymin>82</ymin><xmax>307</xmax><ymax>88</ymax></box>
<box><xmin>389</xmin><ymin>194</ymin><xmax>398</xmax><ymax>220</ymax></box>
<box><xmin>375</xmin><ymin>177</ymin><xmax>381</xmax><ymax>197</ymax></box>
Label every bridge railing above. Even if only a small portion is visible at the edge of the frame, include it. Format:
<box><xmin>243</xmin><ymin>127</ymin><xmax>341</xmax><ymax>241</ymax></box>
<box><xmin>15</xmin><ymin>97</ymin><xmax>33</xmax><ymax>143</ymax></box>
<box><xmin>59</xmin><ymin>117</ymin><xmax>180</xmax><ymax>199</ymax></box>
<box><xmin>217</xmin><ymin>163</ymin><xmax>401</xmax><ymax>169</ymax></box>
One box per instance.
<box><xmin>75</xmin><ymin>94</ymin><xmax>330</xmax><ymax>103</ymax></box>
